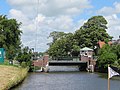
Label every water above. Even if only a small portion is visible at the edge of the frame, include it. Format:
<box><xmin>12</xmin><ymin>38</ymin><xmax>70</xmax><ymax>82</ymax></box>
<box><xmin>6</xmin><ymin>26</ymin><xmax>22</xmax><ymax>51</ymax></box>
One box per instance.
<box><xmin>13</xmin><ymin>66</ymin><xmax>120</xmax><ymax>90</ymax></box>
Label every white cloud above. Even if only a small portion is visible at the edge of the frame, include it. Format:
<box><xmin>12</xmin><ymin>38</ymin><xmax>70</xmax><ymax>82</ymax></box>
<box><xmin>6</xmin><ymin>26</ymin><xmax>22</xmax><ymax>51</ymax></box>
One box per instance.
<box><xmin>36</xmin><ymin>14</ymin><xmax>46</xmax><ymax>23</ymax></box>
<box><xmin>47</xmin><ymin>16</ymin><xmax>73</xmax><ymax>32</ymax></box>
<box><xmin>105</xmin><ymin>14</ymin><xmax>120</xmax><ymax>39</ymax></box>
<box><xmin>9</xmin><ymin>9</ymin><xmax>29</xmax><ymax>24</ymax></box>
<box><xmin>7</xmin><ymin>0</ymin><xmax>91</xmax><ymax>52</ymax></box>
<box><xmin>97</xmin><ymin>2</ymin><xmax>120</xmax><ymax>39</ymax></box>
<box><xmin>106</xmin><ymin>14</ymin><xmax>120</xmax><ymax>27</ymax></box>
<box><xmin>8</xmin><ymin>0</ymin><xmax>120</xmax><ymax>52</ymax></box>
<box><xmin>98</xmin><ymin>2</ymin><xmax>120</xmax><ymax>15</ymax></box>
<box><xmin>8</xmin><ymin>8</ymin><xmax>84</xmax><ymax>52</ymax></box>
<box><xmin>114</xmin><ymin>2</ymin><xmax>120</xmax><ymax>13</ymax></box>
<box><xmin>7</xmin><ymin>0</ymin><xmax>92</xmax><ymax>17</ymax></box>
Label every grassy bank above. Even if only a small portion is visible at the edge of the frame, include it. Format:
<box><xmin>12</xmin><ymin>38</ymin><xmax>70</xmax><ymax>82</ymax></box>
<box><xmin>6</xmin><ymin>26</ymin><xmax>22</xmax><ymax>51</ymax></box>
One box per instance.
<box><xmin>0</xmin><ymin>65</ymin><xmax>28</xmax><ymax>90</ymax></box>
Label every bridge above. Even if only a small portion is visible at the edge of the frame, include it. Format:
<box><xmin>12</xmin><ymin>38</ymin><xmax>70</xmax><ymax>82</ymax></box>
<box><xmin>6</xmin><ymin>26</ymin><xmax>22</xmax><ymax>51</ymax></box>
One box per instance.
<box><xmin>33</xmin><ymin>55</ymin><xmax>95</xmax><ymax>72</ymax></box>
<box><xmin>49</xmin><ymin>61</ymin><xmax>87</xmax><ymax>66</ymax></box>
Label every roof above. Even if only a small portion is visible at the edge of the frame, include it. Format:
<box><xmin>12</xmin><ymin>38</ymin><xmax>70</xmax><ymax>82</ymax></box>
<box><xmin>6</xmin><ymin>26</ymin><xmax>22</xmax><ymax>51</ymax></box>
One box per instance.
<box><xmin>98</xmin><ymin>40</ymin><xmax>112</xmax><ymax>48</ymax></box>
<box><xmin>80</xmin><ymin>47</ymin><xmax>93</xmax><ymax>51</ymax></box>
<box><xmin>98</xmin><ymin>41</ymin><xmax>106</xmax><ymax>48</ymax></box>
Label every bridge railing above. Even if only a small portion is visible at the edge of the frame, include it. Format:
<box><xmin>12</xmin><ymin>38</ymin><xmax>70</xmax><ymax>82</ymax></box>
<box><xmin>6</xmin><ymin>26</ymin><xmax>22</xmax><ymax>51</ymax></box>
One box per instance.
<box><xmin>49</xmin><ymin>56</ymin><xmax>80</xmax><ymax>61</ymax></box>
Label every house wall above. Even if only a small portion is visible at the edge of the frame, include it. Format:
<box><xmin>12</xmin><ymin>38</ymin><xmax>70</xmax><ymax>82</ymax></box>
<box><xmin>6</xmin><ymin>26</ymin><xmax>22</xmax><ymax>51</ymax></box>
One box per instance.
<box><xmin>80</xmin><ymin>51</ymin><xmax>93</xmax><ymax>61</ymax></box>
<box><xmin>81</xmin><ymin>55</ymin><xmax>89</xmax><ymax>62</ymax></box>
<box><xmin>33</xmin><ymin>55</ymin><xmax>49</xmax><ymax>67</ymax></box>
<box><xmin>80</xmin><ymin>50</ymin><xmax>96</xmax><ymax>68</ymax></box>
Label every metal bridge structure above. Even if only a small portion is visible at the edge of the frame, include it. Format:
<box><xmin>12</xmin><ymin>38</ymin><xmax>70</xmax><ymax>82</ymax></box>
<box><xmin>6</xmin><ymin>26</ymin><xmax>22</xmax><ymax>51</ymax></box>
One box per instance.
<box><xmin>49</xmin><ymin>61</ymin><xmax>87</xmax><ymax>66</ymax></box>
<box><xmin>32</xmin><ymin>55</ymin><xmax>95</xmax><ymax>72</ymax></box>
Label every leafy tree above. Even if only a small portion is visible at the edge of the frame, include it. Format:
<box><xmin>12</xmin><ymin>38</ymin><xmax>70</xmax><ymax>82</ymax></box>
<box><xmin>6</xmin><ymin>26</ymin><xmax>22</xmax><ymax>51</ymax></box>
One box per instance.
<box><xmin>16</xmin><ymin>46</ymin><xmax>33</xmax><ymax>71</ymax></box>
<box><xmin>74</xmin><ymin>16</ymin><xmax>112</xmax><ymax>51</ymax></box>
<box><xmin>48</xmin><ymin>16</ymin><xmax>113</xmax><ymax>58</ymax></box>
<box><xmin>112</xmin><ymin>44</ymin><xmax>120</xmax><ymax>60</ymax></box>
<box><xmin>38</xmin><ymin>52</ymin><xmax>44</xmax><ymax>57</ymax></box>
<box><xmin>48</xmin><ymin>31</ymin><xmax>66</xmax><ymax>45</ymax></box>
<box><xmin>97</xmin><ymin>45</ymin><xmax>117</xmax><ymax>72</ymax></box>
<box><xmin>48</xmin><ymin>33</ymin><xmax>79</xmax><ymax>57</ymax></box>
<box><xmin>16</xmin><ymin>46</ymin><xmax>32</xmax><ymax>64</ymax></box>
<box><xmin>71</xmin><ymin>45</ymin><xmax>80</xmax><ymax>56</ymax></box>
<box><xmin>111</xmin><ymin>44</ymin><xmax>120</xmax><ymax>65</ymax></box>
<box><xmin>0</xmin><ymin>15</ymin><xmax>22</xmax><ymax>59</ymax></box>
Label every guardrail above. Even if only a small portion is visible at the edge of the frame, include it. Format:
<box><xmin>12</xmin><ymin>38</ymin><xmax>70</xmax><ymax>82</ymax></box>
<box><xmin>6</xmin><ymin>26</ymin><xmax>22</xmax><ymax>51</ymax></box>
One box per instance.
<box><xmin>49</xmin><ymin>57</ymin><xmax>80</xmax><ymax>61</ymax></box>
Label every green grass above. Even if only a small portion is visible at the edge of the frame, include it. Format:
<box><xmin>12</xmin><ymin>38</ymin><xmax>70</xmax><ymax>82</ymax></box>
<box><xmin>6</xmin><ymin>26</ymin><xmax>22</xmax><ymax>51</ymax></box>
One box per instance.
<box><xmin>0</xmin><ymin>65</ymin><xmax>28</xmax><ymax>90</ymax></box>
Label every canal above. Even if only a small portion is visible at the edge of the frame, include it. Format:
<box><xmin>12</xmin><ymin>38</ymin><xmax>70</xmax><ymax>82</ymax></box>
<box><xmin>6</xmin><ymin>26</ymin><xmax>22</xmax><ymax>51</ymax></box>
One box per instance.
<box><xmin>13</xmin><ymin>66</ymin><xmax>120</xmax><ymax>90</ymax></box>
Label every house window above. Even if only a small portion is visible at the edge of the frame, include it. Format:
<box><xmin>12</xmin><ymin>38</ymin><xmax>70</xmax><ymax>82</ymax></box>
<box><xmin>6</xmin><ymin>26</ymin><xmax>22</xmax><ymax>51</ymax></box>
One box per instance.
<box><xmin>84</xmin><ymin>52</ymin><xmax>88</xmax><ymax>56</ymax></box>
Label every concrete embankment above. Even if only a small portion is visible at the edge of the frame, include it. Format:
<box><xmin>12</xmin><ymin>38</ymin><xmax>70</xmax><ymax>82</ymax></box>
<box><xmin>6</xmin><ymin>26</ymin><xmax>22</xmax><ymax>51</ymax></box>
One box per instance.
<box><xmin>0</xmin><ymin>65</ymin><xmax>28</xmax><ymax>90</ymax></box>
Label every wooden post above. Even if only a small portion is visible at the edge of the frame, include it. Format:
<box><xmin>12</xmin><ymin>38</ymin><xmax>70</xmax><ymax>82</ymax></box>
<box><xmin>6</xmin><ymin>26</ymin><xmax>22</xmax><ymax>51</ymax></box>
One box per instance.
<box><xmin>108</xmin><ymin>64</ymin><xmax>110</xmax><ymax>90</ymax></box>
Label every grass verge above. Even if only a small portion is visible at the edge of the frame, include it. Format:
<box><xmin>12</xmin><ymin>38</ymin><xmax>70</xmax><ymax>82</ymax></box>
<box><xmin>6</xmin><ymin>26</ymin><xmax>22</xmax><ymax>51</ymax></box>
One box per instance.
<box><xmin>0</xmin><ymin>65</ymin><xmax>28</xmax><ymax>90</ymax></box>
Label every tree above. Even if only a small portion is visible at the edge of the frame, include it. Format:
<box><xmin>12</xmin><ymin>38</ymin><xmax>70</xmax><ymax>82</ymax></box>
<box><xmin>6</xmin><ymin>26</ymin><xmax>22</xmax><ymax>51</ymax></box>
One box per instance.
<box><xmin>0</xmin><ymin>15</ymin><xmax>22</xmax><ymax>59</ymax></box>
<box><xmin>74</xmin><ymin>16</ymin><xmax>112</xmax><ymax>51</ymax></box>
<box><xmin>112</xmin><ymin>44</ymin><xmax>120</xmax><ymax>60</ymax></box>
<box><xmin>48</xmin><ymin>33</ymin><xmax>79</xmax><ymax>57</ymax></box>
<box><xmin>71</xmin><ymin>45</ymin><xmax>80</xmax><ymax>56</ymax></box>
<box><xmin>112</xmin><ymin>44</ymin><xmax>120</xmax><ymax>65</ymax></box>
<box><xmin>48</xmin><ymin>31</ymin><xmax>66</xmax><ymax>45</ymax></box>
<box><xmin>97</xmin><ymin>45</ymin><xmax>117</xmax><ymax>72</ymax></box>
<box><xmin>16</xmin><ymin>47</ymin><xmax>32</xmax><ymax>68</ymax></box>
<box><xmin>48</xmin><ymin>16</ymin><xmax>112</xmax><ymax>58</ymax></box>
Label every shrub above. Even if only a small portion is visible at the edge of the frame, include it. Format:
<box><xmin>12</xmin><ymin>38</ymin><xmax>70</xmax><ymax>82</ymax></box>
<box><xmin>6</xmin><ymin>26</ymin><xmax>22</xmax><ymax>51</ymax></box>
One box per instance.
<box><xmin>21</xmin><ymin>62</ymin><xmax>27</xmax><ymax>68</ymax></box>
<box><xmin>97</xmin><ymin>45</ymin><xmax>117</xmax><ymax>72</ymax></box>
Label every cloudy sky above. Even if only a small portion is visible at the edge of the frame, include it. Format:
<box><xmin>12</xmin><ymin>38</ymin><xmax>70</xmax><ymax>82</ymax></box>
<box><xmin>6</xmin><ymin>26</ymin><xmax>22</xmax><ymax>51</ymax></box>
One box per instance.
<box><xmin>0</xmin><ymin>0</ymin><xmax>120</xmax><ymax>52</ymax></box>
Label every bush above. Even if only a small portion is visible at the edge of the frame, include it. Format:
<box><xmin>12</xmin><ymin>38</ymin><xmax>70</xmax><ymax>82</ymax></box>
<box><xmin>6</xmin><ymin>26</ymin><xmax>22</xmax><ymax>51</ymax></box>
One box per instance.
<box><xmin>118</xmin><ymin>58</ymin><xmax>120</xmax><ymax>65</ymax></box>
<box><xmin>97</xmin><ymin>45</ymin><xmax>117</xmax><ymax>72</ymax></box>
<box><xmin>21</xmin><ymin>62</ymin><xmax>27</xmax><ymax>68</ymax></box>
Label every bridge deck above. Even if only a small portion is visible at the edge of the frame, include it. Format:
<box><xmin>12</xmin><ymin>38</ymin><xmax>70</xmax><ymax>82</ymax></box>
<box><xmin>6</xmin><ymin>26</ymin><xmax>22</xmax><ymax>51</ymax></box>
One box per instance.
<box><xmin>49</xmin><ymin>61</ymin><xmax>87</xmax><ymax>66</ymax></box>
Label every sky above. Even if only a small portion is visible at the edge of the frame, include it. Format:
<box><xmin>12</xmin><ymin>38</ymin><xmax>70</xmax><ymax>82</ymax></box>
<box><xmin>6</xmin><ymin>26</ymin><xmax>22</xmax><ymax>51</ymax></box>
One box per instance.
<box><xmin>0</xmin><ymin>0</ymin><xmax>120</xmax><ymax>52</ymax></box>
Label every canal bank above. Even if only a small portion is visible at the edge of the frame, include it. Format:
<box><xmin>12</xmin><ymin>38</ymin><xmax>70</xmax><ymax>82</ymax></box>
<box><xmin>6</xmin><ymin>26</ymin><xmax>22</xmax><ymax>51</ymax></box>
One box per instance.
<box><xmin>0</xmin><ymin>65</ymin><xmax>28</xmax><ymax>90</ymax></box>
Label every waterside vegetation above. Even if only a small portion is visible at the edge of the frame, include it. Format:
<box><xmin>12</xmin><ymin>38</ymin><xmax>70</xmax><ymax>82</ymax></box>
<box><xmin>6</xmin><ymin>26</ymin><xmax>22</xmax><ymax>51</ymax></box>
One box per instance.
<box><xmin>0</xmin><ymin>65</ymin><xmax>28</xmax><ymax>90</ymax></box>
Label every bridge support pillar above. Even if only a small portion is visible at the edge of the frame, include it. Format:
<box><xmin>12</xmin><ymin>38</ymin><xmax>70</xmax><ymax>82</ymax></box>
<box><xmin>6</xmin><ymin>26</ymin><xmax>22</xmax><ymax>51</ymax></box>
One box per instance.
<box><xmin>42</xmin><ymin>62</ymin><xmax>49</xmax><ymax>72</ymax></box>
<box><xmin>87</xmin><ymin>62</ymin><xmax>94</xmax><ymax>73</ymax></box>
<box><xmin>42</xmin><ymin>67</ymin><xmax>49</xmax><ymax>72</ymax></box>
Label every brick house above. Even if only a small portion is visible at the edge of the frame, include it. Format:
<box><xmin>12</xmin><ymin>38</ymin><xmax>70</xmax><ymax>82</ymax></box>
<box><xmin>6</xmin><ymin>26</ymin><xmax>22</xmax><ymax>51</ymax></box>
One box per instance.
<box><xmin>80</xmin><ymin>47</ymin><xmax>93</xmax><ymax>62</ymax></box>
